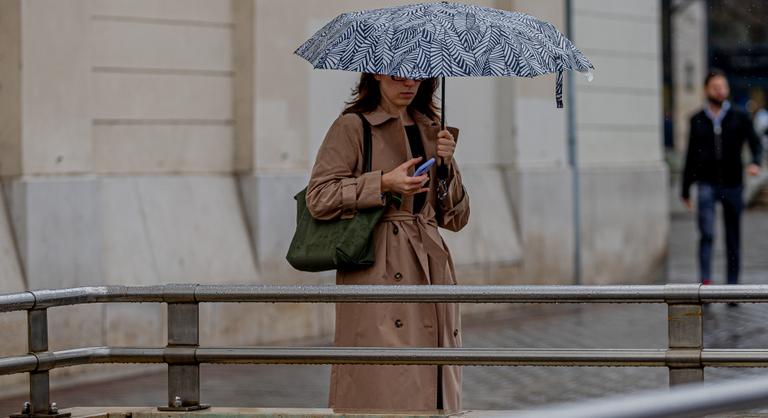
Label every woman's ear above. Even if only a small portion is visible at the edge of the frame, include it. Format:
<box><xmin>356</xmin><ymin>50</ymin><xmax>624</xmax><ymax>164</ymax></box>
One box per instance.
<box><xmin>373</xmin><ymin>74</ymin><xmax>382</xmax><ymax>82</ymax></box>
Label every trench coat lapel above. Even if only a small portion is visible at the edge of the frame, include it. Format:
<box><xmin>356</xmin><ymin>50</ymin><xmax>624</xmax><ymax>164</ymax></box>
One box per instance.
<box><xmin>362</xmin><ymin>107</ymin><xmax>443</xmax><ymax>165</ymax></box>
<box><xmin>362</xmin><ymin>107</ymin><xmax>398</xmax><ymax>126</ymax></box>
<box><xmin>362</xmin><ymin>106</ymin><xmax>414</xmax><ymax>169</ymax></box>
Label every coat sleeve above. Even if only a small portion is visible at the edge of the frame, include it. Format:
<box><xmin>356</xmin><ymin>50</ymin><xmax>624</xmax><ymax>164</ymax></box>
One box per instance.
<box><xmin>437</xmin><ymin>127</ymin><xmax>470</xmax><ymax>232</ymax></box>
<box><xmin>681</xmin><ymin>118</ymin><xmax>697</xmax><ymax>200</ymax></box>
<box><xmin>306</xmin><ymin>114</ymin><xmax>385</xmax><ymax>221</ymax></box>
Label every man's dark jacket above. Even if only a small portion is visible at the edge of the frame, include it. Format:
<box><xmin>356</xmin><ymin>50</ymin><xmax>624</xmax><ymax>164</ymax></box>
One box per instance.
<box><xmin>681</xmin><ymin>107</ymin><xmax>763</xmax><ymax>199</ymax></box>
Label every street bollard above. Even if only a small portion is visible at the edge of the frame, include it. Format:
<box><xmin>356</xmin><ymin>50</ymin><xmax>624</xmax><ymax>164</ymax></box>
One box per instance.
<box><xmin>158</xmin><ymin>302</ymin><xmax>209</xmax><ymax>411</ymax></box>
<box><xmin>667</xmin><ymin>303</ymin><xmax>704</xmax><ymax>385</ymax></box>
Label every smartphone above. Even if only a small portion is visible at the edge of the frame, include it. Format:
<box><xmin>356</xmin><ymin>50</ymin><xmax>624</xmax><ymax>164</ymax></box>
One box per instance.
<box><xmin>413</xmin><ymin>157</ymin><xmax>435</xmax><ymax>177</ymax></box>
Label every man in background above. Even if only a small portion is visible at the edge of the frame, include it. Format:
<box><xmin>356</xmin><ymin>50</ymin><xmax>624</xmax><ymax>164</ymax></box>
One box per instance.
<box><xmin>681</xmin><ymin>69</ymin><xmax>763</xmax><ymax>286</ymax></box>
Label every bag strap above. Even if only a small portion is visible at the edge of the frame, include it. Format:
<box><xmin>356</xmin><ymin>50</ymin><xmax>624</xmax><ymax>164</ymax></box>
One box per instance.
<box><xmin>354</xmin><ymin>113</ymin><xmax>372</xmax><ymax>173</ymax></box>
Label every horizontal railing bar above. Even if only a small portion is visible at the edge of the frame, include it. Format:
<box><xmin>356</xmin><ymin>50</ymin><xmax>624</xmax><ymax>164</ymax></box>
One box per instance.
<box><xmin>699</xmin><ymin>285</ymin><xmax>768</xmax><ymax>302</ymax></box>
<box><xmin>0</xmin><ymin>354</ymin><xmax>38</xmax><ymax>375</ymax></box>
<box><xmin>1</xmin><ymin>284</ymin><xmax>753</xmax><ymax>312</ymax></box>
<box><xmin>0</xmin><ymin>348</ymin><xmax>166</xmax><ymax>375</ymax></box>
<box><xmin>517</xmin><ymin>373</ymin><xmax>768</xmax><ymax>418</ymax></box>
<box><xmin>41</xmin><ymin>347</ymin><xmax>166</xmax><ymax>370</ymax></box>
<box><xmin>194</xmin><ymin>347</ymin><xmax>669</xmax><ymax>366</ymax></box>
<box><xmin>6</xmin><ymin>346</ymin><xmax>768</xmax><ymax>376</ymax></box>
<box><xmin>0</xmin><ymin>347</ymin><xmax>667</xmax><ymax>374</ymax></box>
<box><xmin>4</xmin><ymin>284</ymin><xmax>768</xmax><ymax>313</ymax></box>
<box><xmin>194</xmin><ymin>284</ymin><xmax>675</xmax><ymax>303</ymax></box>
<box><xmin>30</xmin><ymin>286</ymin><xmax>168</xmax><ymax>310</ymax></box>
<box><xmin>702</xmin><ymin>350</ymin><xmax>768</xmax><ymax>367</ymax></box>
<box><xmin>0</xmin><ymin>291</ymin><xmax>35</xmax><ymax>312</ymax></box>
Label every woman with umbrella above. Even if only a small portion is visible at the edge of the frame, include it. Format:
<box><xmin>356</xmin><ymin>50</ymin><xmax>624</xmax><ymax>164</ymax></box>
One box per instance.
<box><xmin>297</xmin><ymin>2</ymin><xmax>593</xmax><ymax>412</ymax></box>
<box><xmin>305</xmin><ymin>73</ymin><xmax>470</xmax><ymax>413</ymax></box>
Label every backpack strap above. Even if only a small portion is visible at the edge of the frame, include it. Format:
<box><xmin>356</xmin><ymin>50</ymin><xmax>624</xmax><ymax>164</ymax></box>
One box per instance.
<box><xmin>355</xmin><ymin>113</ymin><xmax>373</xmax><ymax>173</ymax></box>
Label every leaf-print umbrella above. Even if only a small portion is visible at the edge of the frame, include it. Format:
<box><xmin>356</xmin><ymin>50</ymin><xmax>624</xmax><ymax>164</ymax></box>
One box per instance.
<box><xmin>295</xmin><ymin>1</ymin><xmax>594</xmax><ymax>128</ymax></box>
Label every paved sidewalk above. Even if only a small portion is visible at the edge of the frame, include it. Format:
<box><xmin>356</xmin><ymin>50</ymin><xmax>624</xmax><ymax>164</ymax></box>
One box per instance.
<box><xmin>1</xmin><ymin>209</ymin><xmax>768</xmax><ymax>415</ymax></box>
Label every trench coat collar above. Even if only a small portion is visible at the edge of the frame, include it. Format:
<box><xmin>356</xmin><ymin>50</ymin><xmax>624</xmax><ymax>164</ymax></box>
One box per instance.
<box><xmin>362</xmin><ymin>106</ymin><xmax>440</xmax><ymax>128</ymax></box>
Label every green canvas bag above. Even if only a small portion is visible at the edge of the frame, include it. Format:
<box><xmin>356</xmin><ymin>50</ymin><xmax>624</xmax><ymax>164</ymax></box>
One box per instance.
<box><xmin>286</xmin><ymin>113</ymin><xmax>386</xmax><ymax>272</ymax></box>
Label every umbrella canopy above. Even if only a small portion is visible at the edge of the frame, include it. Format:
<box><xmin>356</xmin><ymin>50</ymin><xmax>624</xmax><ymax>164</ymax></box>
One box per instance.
<box><xmin>295</xmin><ymin>2</ymin><xmax>594</xmax><ymax>108</ymax></box>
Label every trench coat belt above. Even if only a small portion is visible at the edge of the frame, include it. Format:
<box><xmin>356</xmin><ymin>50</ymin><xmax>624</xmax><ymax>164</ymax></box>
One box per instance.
<box><xmin>380</xmin><ymin>205</ymin><xmax>449</xmax><ymax>285</ymax></box>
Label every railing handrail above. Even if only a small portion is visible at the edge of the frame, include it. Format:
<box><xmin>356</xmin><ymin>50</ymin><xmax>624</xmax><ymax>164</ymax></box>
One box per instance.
<box><xmin>0</xmin><ymin>347</ymin><xmax>670</xmax><ymax>375</ymax></box>
<box><xmin>5</xmin><ymin>283</ymin><xmax>768</xmax><ymax>312</ymax></box>
<box><xmin>3</xmin><ymin>283</ymin><xmax>768</xmax><ymax>417</ymax></box>
<box><xmin>7</xmin><ymin>346</ymin><xmax>768</xmax><ymax>376</ymax></box>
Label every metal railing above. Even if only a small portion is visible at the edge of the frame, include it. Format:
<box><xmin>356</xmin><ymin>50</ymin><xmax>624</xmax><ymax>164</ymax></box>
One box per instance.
<box><xmin>2</xmin><ymin>283</ymin><xmax>768</xmax><ymax>417</ymax></box>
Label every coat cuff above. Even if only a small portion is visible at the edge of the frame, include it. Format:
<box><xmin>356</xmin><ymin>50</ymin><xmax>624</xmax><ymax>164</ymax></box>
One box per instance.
<box><xmin>439</xmin><ymin>164</ymin><xmax>464</xmax><ymax>206</ymax></box>
<box><xmin>441</xmin><ymin>186</ymin><xmax>469</xmax><ymax>218</ymax></box>
<box><xmin>357</xmin><ymin>170</ymin><xmax>385</xmax><ymax>209</ymax></box>
<box><xmin>339</xmin><ymin>171</ymin><xmax>384</xmax><ymax>219</ymax></box>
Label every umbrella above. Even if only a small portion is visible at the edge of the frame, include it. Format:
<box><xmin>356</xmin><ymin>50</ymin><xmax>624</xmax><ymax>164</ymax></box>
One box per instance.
<box><xmin>295</xmin><ymin>1</ymin><xmax>595</xmax><ymax>128</ymax></box>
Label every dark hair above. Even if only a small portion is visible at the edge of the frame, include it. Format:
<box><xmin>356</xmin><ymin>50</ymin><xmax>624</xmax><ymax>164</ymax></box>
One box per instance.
<box><xmin>342</xmin><ymin>73</ymin><xmax>441</xmax><ymax>121</ymax></box>
<box><xmin>704</xmin><ymin>68</ymin><xmax>727</xmax><ymax>86</ymax></box>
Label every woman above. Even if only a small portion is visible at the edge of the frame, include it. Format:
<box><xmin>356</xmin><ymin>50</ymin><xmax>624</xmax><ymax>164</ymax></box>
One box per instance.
<box><xmin>306</xmin><ymin>73</ymin><xmax>470</xmax><ymax>413</ymax></box>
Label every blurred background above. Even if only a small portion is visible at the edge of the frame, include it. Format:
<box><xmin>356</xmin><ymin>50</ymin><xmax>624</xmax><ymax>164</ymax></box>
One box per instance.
<box><xmin>0</xmin><ymin>0</ymin><xmax>767</xmax><ymax>412</ymax></box>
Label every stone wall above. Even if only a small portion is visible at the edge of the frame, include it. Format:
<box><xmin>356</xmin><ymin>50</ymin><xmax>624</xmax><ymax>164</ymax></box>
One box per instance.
<box><xmin>573</xmin><ymin>0</ymin><xmax>669</xmax><ymax>284</ymax></box>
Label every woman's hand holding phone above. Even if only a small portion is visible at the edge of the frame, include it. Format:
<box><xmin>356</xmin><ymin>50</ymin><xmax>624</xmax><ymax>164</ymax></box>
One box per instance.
<box><xmin>381</xmin><ymin>157</ymin><xmax>430</xmax><ymax>196</ymax></box>
<box><xmin>413</xmin><ymin>157</ymin><xmax>435</xmax><ymax>177</ymax></box>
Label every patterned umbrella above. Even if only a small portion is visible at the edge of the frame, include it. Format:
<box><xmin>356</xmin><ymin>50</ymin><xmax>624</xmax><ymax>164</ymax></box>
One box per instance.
<box><xmin>295</xmin><ymin>1</ymin><xmax>594</xmax><ymax>118</ymax></box>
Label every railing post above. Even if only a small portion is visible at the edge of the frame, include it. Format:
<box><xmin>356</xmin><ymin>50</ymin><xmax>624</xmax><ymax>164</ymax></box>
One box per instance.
<box><xmin>10</xmin><ymin>309</ymin><xmax>70</xmax><ymax>418</ymax></box>
<box><xmin>27</xmin><ymin>310</ymin><xmax>49</xmax><ymax>416</ymax></box>
<box><xmin>667</xmin><ymin>303</ymin><xmax>704</xmax><ymax>385</ymax></box>
<box><xmin>158</xmin><ymin>301</ymin><xmax>209</xmax><ymax>411</ymax></box>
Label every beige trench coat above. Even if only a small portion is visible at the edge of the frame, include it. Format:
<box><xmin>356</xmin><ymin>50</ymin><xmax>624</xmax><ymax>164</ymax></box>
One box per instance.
<box><xmin>306</xmin><ymin>106</ymin><xmax>470</xmax><ymax>414</ymax></box>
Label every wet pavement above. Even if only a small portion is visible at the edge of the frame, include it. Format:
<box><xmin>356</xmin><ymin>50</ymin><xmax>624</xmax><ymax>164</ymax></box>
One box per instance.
<box><xmin>1</xmin><ymin>209</ymin><xmax>768</xmax><ymax>415</ymax></box>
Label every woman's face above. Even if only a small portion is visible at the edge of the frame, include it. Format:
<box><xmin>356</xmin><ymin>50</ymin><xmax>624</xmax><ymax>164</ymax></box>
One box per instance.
<box><xmin>374</xmin><ymin>75</ymin><xmax>422</xmax><ymax>109</ymax></box>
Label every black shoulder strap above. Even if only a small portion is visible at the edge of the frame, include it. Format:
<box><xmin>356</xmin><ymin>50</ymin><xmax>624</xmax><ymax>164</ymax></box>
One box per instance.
<box><xmin>355</xmin><ymin>113</ymin><xmax>373</xmax><ymax>173</ymax></box>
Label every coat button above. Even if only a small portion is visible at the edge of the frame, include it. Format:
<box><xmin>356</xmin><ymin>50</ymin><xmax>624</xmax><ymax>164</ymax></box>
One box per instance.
<box><xmin>393</xmin><ymin>225</ymin><xmax>399</xmax><ymax>235</ymax></box>
<box><xmin>453</xmin><ymin>329</ymin><xmax>459</xmax><ymax>337</ymax></box>
<box><xmin>394</xmin><ymin>319</ymin><xmax>403</xmax><ymax>328</ymax></box>
<box><xmin>394</xmin><ymin>272</ymin><xmax>403</xmax><ymax>281</ymax></box>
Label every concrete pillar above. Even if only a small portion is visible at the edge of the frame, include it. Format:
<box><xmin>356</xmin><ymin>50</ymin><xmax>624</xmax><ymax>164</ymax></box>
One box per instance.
<box><xmin>504</xmin><ymin>0</ymin><xmax>574</xmax><ymax>284</ymax></box>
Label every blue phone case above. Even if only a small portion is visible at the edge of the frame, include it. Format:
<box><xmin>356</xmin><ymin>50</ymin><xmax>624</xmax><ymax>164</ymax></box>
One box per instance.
<box><xmin>413</xmin><ymin>157</ymin><xmax>435</xmax><ymax>176</ymax></box>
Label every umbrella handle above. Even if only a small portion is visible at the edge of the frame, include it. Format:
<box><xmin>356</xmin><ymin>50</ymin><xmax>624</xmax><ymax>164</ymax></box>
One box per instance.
<box><xmin>436</xmin><ymin>75</ymin><xmax>449</xmax><ymax>196</ymax></box>
<box><xmin>440</xmin><ymin>76</ymin><xmax>445</xmax><ymax>167</ymax></box>
<box><xmin>436</xmin><ymin>75</ymin><xmax>449</xmax><ymax>200</ymax></box>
